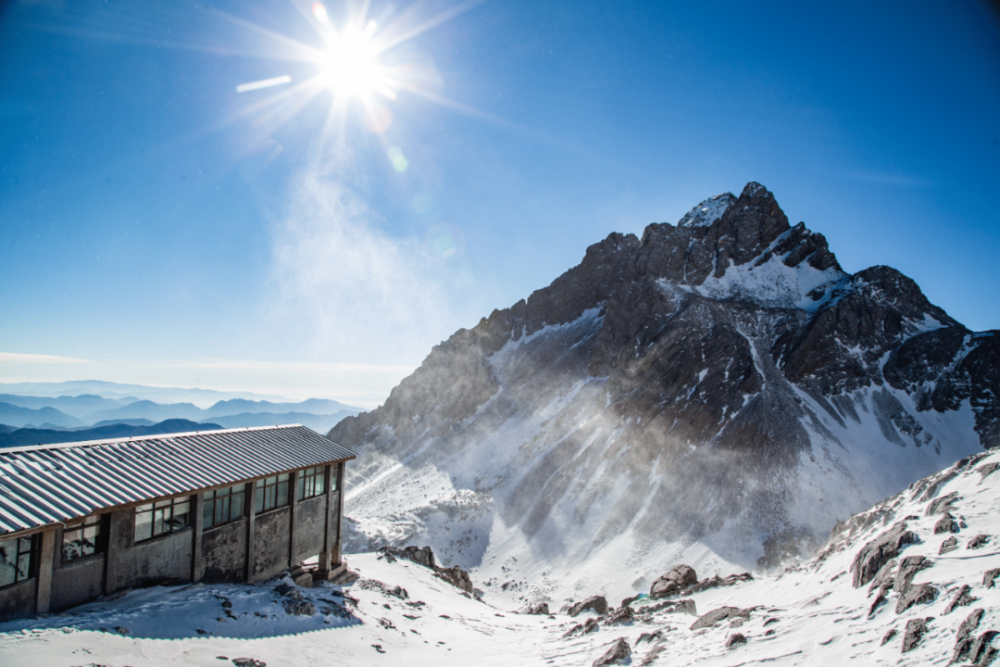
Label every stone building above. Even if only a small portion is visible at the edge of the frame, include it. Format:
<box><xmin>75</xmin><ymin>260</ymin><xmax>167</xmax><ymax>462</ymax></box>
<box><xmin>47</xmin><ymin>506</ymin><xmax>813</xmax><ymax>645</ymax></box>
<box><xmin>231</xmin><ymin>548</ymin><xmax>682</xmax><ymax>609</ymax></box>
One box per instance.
<box><xmin>0</xmin><ymin>424</ymin><xmax>356</xmax><ymax>621</ymax></box>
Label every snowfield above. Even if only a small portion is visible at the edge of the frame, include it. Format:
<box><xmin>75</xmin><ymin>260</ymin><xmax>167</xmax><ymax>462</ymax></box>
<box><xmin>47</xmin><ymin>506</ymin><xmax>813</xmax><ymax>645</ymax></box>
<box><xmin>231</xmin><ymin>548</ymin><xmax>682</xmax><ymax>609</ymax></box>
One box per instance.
<box><xmin>2</xmin><ymin>449</ymin><xmax>998</xmax><ymax>666</ymax></box>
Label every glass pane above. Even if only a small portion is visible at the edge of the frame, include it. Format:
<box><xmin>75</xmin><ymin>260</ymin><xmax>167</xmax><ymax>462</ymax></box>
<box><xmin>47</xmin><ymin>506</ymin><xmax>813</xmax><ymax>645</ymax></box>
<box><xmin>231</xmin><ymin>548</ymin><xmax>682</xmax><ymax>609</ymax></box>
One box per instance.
<box><xmin>278</xmin><ymin>473</ymin><xmax>289</xmax><ymax>483</ymax></box>
<box><xmin>155</xmin><ymin>499</ymin><xmax>173</xmax><ymax>509</ymax></box>
<box><xmin>256</xmin><ymin>478</ymin><xmax>264</xmax><ymax>491</ymax></box>
<box><xmin>17</xmin><ymin>552</ymin><xmax>31</xmax><ymax>581</ymax></box>
<box><xmin>172</xmin><ymin>500</ymin><xmax>190</xmax><ymax>530</ymax></box>
<box><xmin>203</xmin><ymin>490</ymin><xmax>215</xmax><ymax>502</ymax></box>
<box><xmin>277</xmin><ymin>480</ymin><xmax>289</xmax><ymax>507</ymax></box>
<box><xmin>331</xmin><ymin>468</ymin><xmax>338</xmax><ymax>491</ymax></box>
<box><xmin>231</xmin><ymin>491</ymin><xmax>245</xmax><ymax>521</ymax></box>
<box><xmin>317</xmin><ymin>473</ymin><xmax>325</xmax><ymax>496</ymax></box>
<box><xmin>218</xmin><ymin>486</ymin><xmax>231</xmax><ymax>497</ymax></box>
<box><xmin>203</xmin><ymin>498</ymin><xmax>215</xmax><ymax>528</ymax></box>
<box><xmin>255</xmin><ymin>488</ymin><xmax>264</xmax><ymax>514</ymax></box>
<box><xmin>267</xmin><ymin>476</ymin><xmax>277</xmax><ymax>486</ymax></box>
<box><xmin>218</xmin><ymin>496</ymin><xmax>230</xmax><ymax>524</ymax></box>
<box><xmin>135</xmin><ymin>510</ymin><xmax>153</xmax><ymax>542</ymax></box>
<box><xmin>0</xmin><ymin>538</ymin><xmax>15</xmax><ymax>587</ymax></box>
<box><xmin>265</xmin><ymin>485</ymin><xmax>276</xmax><ymax>511</ymax></box>
<box><xmin>153</xmin><ymin>508</ymin><xmax>166</xmax><ymax>537</ymax></box>
<box><xmin>137</xmin><ymin>503</ymin><xmax>153</xmax><ymax>513</ymax></box>
<box><xmin>297</xmin><ymin>474</ymin><xmax>304</xmax><ymax>501</ymax></box>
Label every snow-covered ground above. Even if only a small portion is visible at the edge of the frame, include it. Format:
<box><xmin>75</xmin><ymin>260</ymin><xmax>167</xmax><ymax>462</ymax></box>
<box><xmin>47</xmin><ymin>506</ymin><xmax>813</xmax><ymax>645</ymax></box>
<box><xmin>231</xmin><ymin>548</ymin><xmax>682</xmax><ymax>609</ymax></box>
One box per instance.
<box><xmin>3</xmin><ymin>449</ymin><xmax>998</xmax><ymax>666</ymax></box>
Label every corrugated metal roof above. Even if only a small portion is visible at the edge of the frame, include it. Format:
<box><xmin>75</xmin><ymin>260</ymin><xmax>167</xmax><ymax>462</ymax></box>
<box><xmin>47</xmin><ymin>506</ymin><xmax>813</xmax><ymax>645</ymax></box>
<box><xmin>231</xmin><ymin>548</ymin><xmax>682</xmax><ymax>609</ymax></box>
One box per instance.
<box><xmin>0</xmin><ymin>424</ymin><xmax>356</xmax><ymax>536</ymax></box>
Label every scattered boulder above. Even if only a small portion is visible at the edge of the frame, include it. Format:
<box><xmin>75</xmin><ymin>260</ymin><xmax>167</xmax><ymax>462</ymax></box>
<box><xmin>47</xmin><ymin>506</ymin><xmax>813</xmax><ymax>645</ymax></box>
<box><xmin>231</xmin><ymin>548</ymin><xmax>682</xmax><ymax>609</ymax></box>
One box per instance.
<box><xmin>940</xmin><ymin>537</ymin><xmax>959</xmax><ymax>555</ymax></box>
<box><xmin>851</xmin><ymin>522</ymin><xmax>920</xmax><ymax>588</ymax></box>
<box><xmin>232</xmin><ymin>659</ymin><xmax>266</xmax><ymax>667</ymax></box>
<box><xmin>902</xmin><ymin>617</ymin><xmax>930</xmax><ymax>653</ymax></box>
<box><xmin>977</xmin><ymin>461</ymin><xmax>1000</xmax><ymax>482</ymax></box>
<box><xmin>953</xmin><ymin>608</ymin><xmax>986</xmax><ymax>663</ymax></box>
<box><xmin>971</xmin><ymin>631</ymin><xmax>1000</xmax><ymax>666</ymax></box>
<box><xmin>934</xmin><ymin>513</ymin><xmax>960</xmax><ymax>534</ymax></box>
<box><xmin>684</xmin><ymin>572</ymin><xmax>754</xmax><ymax>595</ymax></box>
<box><xmin>525</xmin><ymin>603</ymin><xmax>550</xmax><ymax>615</ymax></box>
<box><xmin>926</xmin><ymin>491</ymin><xmax>960</xmax><ymax>516</ymax></box>
<box><xmin>868</xmin><ymin>592</ymin><xmax>887</xmax><ymax>617</ymax></box>
<box><xmin>650</xmin><ymin>565</ymin><xmax>698</xmax><ymax>598</ymax></box>
<box><xmin>968</xmin><ymin>535</ymin><xmax>991</xmax><ymax>550</ymax></box>
<box><xmin>436</xmin><ymin>565</ymin><xmax>474</xmax><ymax>595</ymax></box>
<box><xmin>568</xmin><ymin>595</ymin><xmax>610</xmax><ymax>617</ymax></box>
<box><xmin>944</xmin><ymin>585</ymin><xmax>977</xmax><ymax>615</ymax></box>
<box><xmin>867</xmin><ymin>557</ymin><xmax>897</xmax><ymax>596</ymax></box>
<box><xmin>114</xmin><ymin>626</ymin><xmax>129</xmax><ymax>635</ymax></box>
<box><xmin>284</xmin><ymin>600</ymin><xmax>316</xmax><ymax>616</ymax></box>
<box><xmin>273</xmin><ymin>583</ymin><xmax>302</xmax><ymax>600</ymax></box>
<box><xmin>620</xmin><ymin>595</ymin><xmax>640</xmax><ymax>609</ymax></box>
<box><xmin>640</xmin><ymin>598</ymin><xmax>697</xmax><ymax>617</ymax></box>
<box><xmin>893</xmin><ymin>556</ymin><xmax>931</xmax><ymax>593</ymax></box>
<box><xmin>604</xmin><ymin>606</ymin><xmax>634</xmax><ymax>626</ymax></box>
<box><xmin>691</xmin><ymin>606</ymin><xmax>752</xmax><ymax>631</ymax></box>
<box><xmin>881</xmin><ymin>628</ymin><xmax>897</xmax><ymax>646</ymax></box>
<box><xmin>725</xmin><ymin>633</ymin><xmax>747</xmax><ymax>649</ymax></box>
<box><xmin>896</xmin><ymin>583</ymin><xmax>937</xmax><ymax>614</ymax></box>
<box><xmin>592</xmin><ymin>638</ymin><xmax>631</xmax><ymax>667</ymax></box>
<box><xmin>328</xmin><ymin>568</ymin><xmax>360</xmax><ymax>585</ymax></box>
<box><xmin>636</xmin><ymin>630</ymin><xmax>663</xmax><ymax>645</ymax></box>
<box><xmin>985</xmin><ymin>569</ymin><xmax>1000</xmax><ymax>589</ymax></box>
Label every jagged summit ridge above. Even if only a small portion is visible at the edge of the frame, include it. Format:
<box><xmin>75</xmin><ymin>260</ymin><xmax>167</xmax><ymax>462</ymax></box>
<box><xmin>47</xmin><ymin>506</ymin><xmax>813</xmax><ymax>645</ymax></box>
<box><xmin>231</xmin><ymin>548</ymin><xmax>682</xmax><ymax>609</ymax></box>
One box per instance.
<box><xmin>331</xmin><ymin>182</ymin><xmax>998</xmax><ymax>607</ymax></box>
<box><xmin>677</xmin><ymin>191</ymin><xmax>736</xmax><ymax>228</ymax></box>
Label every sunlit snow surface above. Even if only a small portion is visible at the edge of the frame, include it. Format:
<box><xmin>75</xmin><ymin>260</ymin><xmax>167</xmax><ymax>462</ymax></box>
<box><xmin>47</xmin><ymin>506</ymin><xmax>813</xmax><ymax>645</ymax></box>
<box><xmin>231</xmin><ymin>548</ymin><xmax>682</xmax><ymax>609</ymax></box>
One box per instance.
<box><xmin>2</xmin><ymin>450</ymin><xmax>998</xmax><ymax>665</ymax></box>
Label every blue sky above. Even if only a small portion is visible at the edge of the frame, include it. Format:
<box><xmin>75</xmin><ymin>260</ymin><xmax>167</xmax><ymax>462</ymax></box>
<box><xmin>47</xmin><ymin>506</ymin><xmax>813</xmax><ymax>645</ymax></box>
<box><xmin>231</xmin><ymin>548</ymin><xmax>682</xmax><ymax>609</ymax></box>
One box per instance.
<box><xmin>1</xmin><ymin>0</ymin><xmax>998</xmax><ymax>406</ymax></box>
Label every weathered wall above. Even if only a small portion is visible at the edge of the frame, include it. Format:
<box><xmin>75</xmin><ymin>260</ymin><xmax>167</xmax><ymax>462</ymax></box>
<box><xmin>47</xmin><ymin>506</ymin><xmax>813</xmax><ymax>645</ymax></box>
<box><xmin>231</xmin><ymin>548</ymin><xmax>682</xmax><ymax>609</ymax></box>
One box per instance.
<box><xmin>51</xmin><ymin>552</ymin><xmax>105</xmax><ymax>612</ymax></box>
<box><xmin>292</xmin><ymin>495</ymin><xmax>327</xmax><ymax>563</ymax></box>
<box><xmin>202</xmin><ymin>519</ymin><xmax>247</xmax><ymax>584</ymax></box>
<box><xmin>0</xmin><ymin>577</ymin><xmax>36</xmax><ymax>622</ymax></box>
<box><xmin>252</xmin><ymin>508</ymin><xmax>290</xmax><ymax>581</ymax></box>
<box><xmin>106</xmin><ymin>508</ymin><xmax>193</xmax><ymax>592</ymax></box>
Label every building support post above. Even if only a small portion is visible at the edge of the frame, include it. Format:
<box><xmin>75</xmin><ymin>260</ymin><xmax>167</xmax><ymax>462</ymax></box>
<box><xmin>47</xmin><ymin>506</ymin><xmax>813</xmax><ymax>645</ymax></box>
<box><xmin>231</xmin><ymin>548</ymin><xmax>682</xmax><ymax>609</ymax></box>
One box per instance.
<box><xmin>317</xmin><ymin>464</ymin><xmax>335</xmax><ymax>578</ymax></box>
<box><xmin>288</xmin><ymin>471</ymin><xmax>298</xmax><ymax>568</ymax></box>
<box><xmin>245</xmin><ymin>480</ymin><xmax>257</xmax><ymax>583</ymax></box>
<box><xmin>191</xmin><ymin>492</ymin><xmax>204</xmax><ymax>584</ymax></box>
<box><xmin>35</xmin><ymin>530</ymin><xmax>55</xmax><ymax>614</ymax></box>
<box><xmin>332</xmin><ymin>461</ymin><xmax>345</xmax><ymax>566</ymax></box>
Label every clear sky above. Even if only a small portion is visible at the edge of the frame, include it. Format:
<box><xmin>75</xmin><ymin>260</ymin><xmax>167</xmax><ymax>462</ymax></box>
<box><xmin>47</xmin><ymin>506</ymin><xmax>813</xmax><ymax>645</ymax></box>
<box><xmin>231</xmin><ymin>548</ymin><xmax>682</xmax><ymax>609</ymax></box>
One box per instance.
<box><xmin>1</xmin><ymin>0</ymin><xmax>998</xmax><ymax>407</ymax></box>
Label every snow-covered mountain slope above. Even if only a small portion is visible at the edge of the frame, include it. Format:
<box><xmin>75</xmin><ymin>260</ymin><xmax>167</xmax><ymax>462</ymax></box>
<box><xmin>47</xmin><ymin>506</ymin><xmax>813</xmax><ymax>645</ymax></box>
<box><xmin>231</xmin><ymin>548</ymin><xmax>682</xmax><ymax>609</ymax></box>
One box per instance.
<box><xmin>2</xmin><ymin>450</ymin><xmax>997</xmax><ymax>666</ymax></box>
<box><xmin>330</xmin><ymin>182</ymin><xmax>998</xmax><ymax>608</ymax></box>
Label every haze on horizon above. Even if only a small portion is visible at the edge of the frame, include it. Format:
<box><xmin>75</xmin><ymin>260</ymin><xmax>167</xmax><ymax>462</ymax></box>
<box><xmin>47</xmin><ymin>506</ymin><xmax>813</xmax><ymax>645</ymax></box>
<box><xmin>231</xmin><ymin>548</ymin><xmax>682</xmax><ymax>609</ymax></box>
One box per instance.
<box><xmin>1</xmin><ymin>0</ymin><xmax>998</xmax><ymax>407</ymax></box>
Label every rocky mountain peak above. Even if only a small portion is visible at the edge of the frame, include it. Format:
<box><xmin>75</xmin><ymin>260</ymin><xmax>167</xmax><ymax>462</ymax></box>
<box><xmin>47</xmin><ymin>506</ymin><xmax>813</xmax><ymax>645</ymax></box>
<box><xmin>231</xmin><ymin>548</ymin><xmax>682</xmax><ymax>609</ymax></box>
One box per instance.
<box><xmin>331</xmin><ymin>183</ymin><xmax>997</xmax><ymax>604</ymax></box>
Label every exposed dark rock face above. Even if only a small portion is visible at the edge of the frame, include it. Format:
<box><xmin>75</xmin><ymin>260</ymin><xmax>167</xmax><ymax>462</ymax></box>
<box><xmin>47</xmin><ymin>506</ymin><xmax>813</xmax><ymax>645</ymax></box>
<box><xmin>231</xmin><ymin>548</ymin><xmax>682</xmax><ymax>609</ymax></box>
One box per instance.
<box><xmin>902</xmin><ymin>617</ymin><xmax>930</xmax><ymax>653</ymax></box>
<box><xmin>650</xmin><ymin>565</ymin><xmax>698</xmax><ymax>598</ymax></box>
<box><xmin>725</xmin><ymin>633</ymin><xmax>747</xmax><ymax>648</ymax></box>
<box><xmin>896</xmin><ymin>583</ymin><xmax>937</xmax><ymax>614</ymax></box>
<box><xmin>940</xmin><ymin>537</ymin><xmax>958</xmax><ymax>555</ymax></box>
<box><xmin>852</xmin><ymin>522</ymin><xmax>920</xmax><ymax>588</ymax></box>
<box><xmin>331</xmin><ymin>182</ymin><xmax>997</xmax><ymax>587</ymax></box>
<box><xmin>592</xmin><ymin>638</ymin><xmax>631</xmax><ymax>667</ymax></box>
<box><xmin>690</xmin><ymin>606</ymin><xmax>752</xmax><ymax>631</ymax></box>
<box><xmin>984</xmin><ymin>569</ymin><xmax>1000</xmax><ymax>589</ymax></box>
<box><xmin>893</xmin><ymin>556</ymin><xmax>931</xmax><ymax>593</ymax></box>
<box><xmin>953</xmin><ymin>609</ymin><xmax>985</xmax><ymax>664</ymax></box>
<box><xmin>568</xmin><ymin>595</ymin><xmax>610</xmax><ymax>617</ymax></box>
<box><xmin>934</xmin><ymin>513</ymin><xmax>959</xmax><ymax>534</ymax></box>
<box><xmin>944</xmin><ymin>585</ymin><xmax>976</xmax><ymax>615</ymax></box>
<box><xmin>524</xmin><ymin>602</ymin><xmax>549</xmax><ymax>615</ymax></box>
<box><xmin>968</xmin><ymin>534</ymin><xmax>991</xmax><ymax>550</ymax></box>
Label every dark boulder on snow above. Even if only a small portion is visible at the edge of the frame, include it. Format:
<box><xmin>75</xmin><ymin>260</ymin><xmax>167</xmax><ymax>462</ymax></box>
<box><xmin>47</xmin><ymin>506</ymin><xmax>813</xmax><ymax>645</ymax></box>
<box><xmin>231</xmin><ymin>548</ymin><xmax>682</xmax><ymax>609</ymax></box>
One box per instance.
<box><xmin>984</xmin><ymin>569</ymin><xmax>1000</xmax><ymax>589</ymax></box>
<box><xmin>851</xmin><ymin>522</ymin><xmax>920</xmax><ymax>588</ymax></box>
<box><xmin>934</xmin><ymin>513</ymin><xmax>960</xmax><ymax>534</ymax></box>
<box><xmin>650</xmin><ymin>564</ymin><xmax>697</xmax><ymax>598</ymax></box>
<box><xmin>940</xmin><ymin>536</ymin><xmax>959</xmax><ymax>554</ymax></box>
<box><xmin>971</xmin><ymin>631</ymin><xmax>1000</xmax><ymax>666</ymax></box>
<box><xmin>725</xmin><ymin>632</ymin><xmax>747</xmax><ymax>648</ymax></box>
<box><xmin>232</xmin><ymin>659</ymin><xmax>266</xmax><ymax>667</ymax></box>
<box><xmin>951</xmin><ymin>609</ymin><xmax>984</xmax><ymax>663</ymax></box>
<box><xmin>640</xmin><ymin>598</ymin><xmax>697</xmax><ymax>617</ymax></box>
<box><xmin>524</xmin><ymin>602</ymin><xmax>550</xmax><ymax>615</ymax></box>
<box><xmin>568</xmin><ymin>595</ymin><xmax>610</xmax><ymax>617</ymax></box>
<box><xmin>592</xmin><ymin>638</ymin><xmax>631</xmax><ymax>667</ymax></box>
<box><xmin>968</xmin><ymin>534</ymin><xmax>991</xmax><ymax>550</ymax></box>
<box><xmin>926</xmin><ymin>491</ymin><xmax>960</xmax><ymax>516</ymax></box>
<box><xmin>893</xmin><ymin>555</ymin><xmax>931</xmax><ymax>593</ymax></box>
<box><xmin>896</xmin><ymin>583</ymin><xmax>937</xmax><ymax>614</ymax></box>
<box><xmin>902</xmin><ymin>617</ymin><xmax>930</xmax><ymax>653</ymax></box>
<box><xmin>691</xmin><ymin>606</ymin><xmax>752</xmax><ymax>631</ymax></box>
<box><xmin>944</xmin><ymin>585</ymin><xmax>977</xmax><ymax>615</ymax></box>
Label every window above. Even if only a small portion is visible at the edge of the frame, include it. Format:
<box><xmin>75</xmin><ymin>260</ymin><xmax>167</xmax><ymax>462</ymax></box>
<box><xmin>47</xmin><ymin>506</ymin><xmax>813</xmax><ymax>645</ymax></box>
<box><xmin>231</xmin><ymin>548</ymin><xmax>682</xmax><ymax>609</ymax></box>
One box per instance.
<box><xmin>62</xmin><ymin>515</ymin><xmax>103</xmax><ymax>563</ymax></box>
<box><xmin>0</xmin><ymin>536</ymin><xmax>34</xmax><ymax>588</ymax></box>
<box><xmin>255</xmin><ymin>473</ymin><xmax>289</xmax><ymax>514</ymax></box>
<box><xmin>135</xmin><ymin>496</ymin><xmax>191</xmax><ymax>543</ymax></box>
<box><xmin>203</xmin><ymin>484</ymin><xmax>246</xmax><ymax>529</ymax></box>
<box><xmin>296</xmin><ymin>466</ymin><xmax>326</xmax><ymax>501</ymax></box>
<box><xmin>331</xmin><ymin>464</ymin><xmax>339</xmax><ymax>491</ymax></box>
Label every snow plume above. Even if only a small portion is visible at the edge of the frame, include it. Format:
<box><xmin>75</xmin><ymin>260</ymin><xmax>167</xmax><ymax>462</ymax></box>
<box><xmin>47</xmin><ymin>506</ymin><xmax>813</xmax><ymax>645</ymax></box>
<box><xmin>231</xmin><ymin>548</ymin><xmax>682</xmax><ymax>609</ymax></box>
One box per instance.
<box><xmin>268</xmin><ymin>165</ymin><xmax>466</xmax><ymax>370</ymax></box>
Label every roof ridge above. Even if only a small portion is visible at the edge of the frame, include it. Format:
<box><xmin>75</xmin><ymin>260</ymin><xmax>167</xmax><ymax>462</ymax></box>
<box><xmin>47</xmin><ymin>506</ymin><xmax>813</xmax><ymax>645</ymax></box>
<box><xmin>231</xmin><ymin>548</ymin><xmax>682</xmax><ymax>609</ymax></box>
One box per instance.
<box><xmin>0</xmin><ymin>423</ymin><xmax>305</xmax><ymax>455</ymax></box>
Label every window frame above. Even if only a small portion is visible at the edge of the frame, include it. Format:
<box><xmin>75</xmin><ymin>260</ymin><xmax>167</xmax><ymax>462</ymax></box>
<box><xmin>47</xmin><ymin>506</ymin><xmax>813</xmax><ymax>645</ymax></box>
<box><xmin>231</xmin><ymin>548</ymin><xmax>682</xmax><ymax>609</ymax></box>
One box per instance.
<box><xmin>61</xmin><ymin>514</ymin><xmax>105</xmax><ymax>564</ymax></box>
<box><xmin>203</xmin><ymin>484</ymin><xmax>247</xmax><ymax>530</ymax></box>
<box><xmin>296</xmin><ymin>466</ymin><xmax>327</xmax><ymax>501</ymax></box>
<box><xmin>254</xmin><ymin>473</ymin><xmax>290</xmax><ymax>514</ymax></box>
<box><xmin>134</xmin><ymin>495</ymin><xmax>192</xmax><ymax>544</ymax></box>
<box><xmin>0</xmin><ymin>535</ymin><xmax>35</xmax><ymax>589</ymax></box>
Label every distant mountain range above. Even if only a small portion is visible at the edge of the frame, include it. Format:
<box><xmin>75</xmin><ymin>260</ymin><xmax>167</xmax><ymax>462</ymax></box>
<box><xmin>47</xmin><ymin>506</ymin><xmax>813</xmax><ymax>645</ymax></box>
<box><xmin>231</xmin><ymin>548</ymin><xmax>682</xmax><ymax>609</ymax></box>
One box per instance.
<box><xmin>0</xmin><ymin>419</ymin><xmax>224</xmax><ymax>448</ymax></box>
<box><xmin>0</xmin><ymin>380</ymin><xmax>295</xmax><ymax>408</ymax></box>
<box><xmin>0</xmin><ymin>391</ymin><xmax>362</xmax><ymax>430</ymax></box>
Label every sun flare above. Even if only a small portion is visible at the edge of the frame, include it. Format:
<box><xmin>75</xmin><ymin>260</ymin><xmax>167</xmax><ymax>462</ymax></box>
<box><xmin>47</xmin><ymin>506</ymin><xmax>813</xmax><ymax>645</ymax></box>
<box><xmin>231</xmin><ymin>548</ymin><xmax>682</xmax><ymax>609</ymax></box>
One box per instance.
<box><xmin>320</xmin><ymin>20</ymin><xmax>394</xmax><ymax>102</ymax></box>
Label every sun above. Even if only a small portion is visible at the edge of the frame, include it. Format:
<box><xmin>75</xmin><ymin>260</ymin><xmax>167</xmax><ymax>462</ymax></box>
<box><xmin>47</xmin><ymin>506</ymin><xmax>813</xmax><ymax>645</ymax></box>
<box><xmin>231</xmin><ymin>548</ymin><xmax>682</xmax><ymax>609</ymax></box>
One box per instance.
<box><xmin>319</xmin><ymin>20</ymin><xmax>395</xmax><ymax>103</ymax></box>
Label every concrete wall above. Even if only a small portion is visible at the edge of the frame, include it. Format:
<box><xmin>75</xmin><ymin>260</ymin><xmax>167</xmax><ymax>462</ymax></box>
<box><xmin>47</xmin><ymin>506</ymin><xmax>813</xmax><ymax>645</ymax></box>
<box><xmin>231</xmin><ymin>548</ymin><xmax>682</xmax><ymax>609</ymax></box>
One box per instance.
<box><xmin>251</xmin><ymin>507</ymin><xmax>290</xmax><ymax>582</ymax></box>
<box><xmin>202</xmin><ymin>518</ymin><xmax>247</xmax><ymax>584</ymax></box>
<box><xmin>106</xmin><ymin>508</ymin><xmax>193</xmax><ymax>593</ymax></box>
<box><xmin>292</xmin><ymin>495</ymin><xmax>327</xmax><ymax>563</ymax></box>
<box><xmin>51</xmin><ymin>553</ymin><xmax>105</xmax><ymax>612</ymax></box>
<box><xmin>0</xmin><ymin>578</ymin><xmax>35</xmax><ymax>622</ymax></box>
